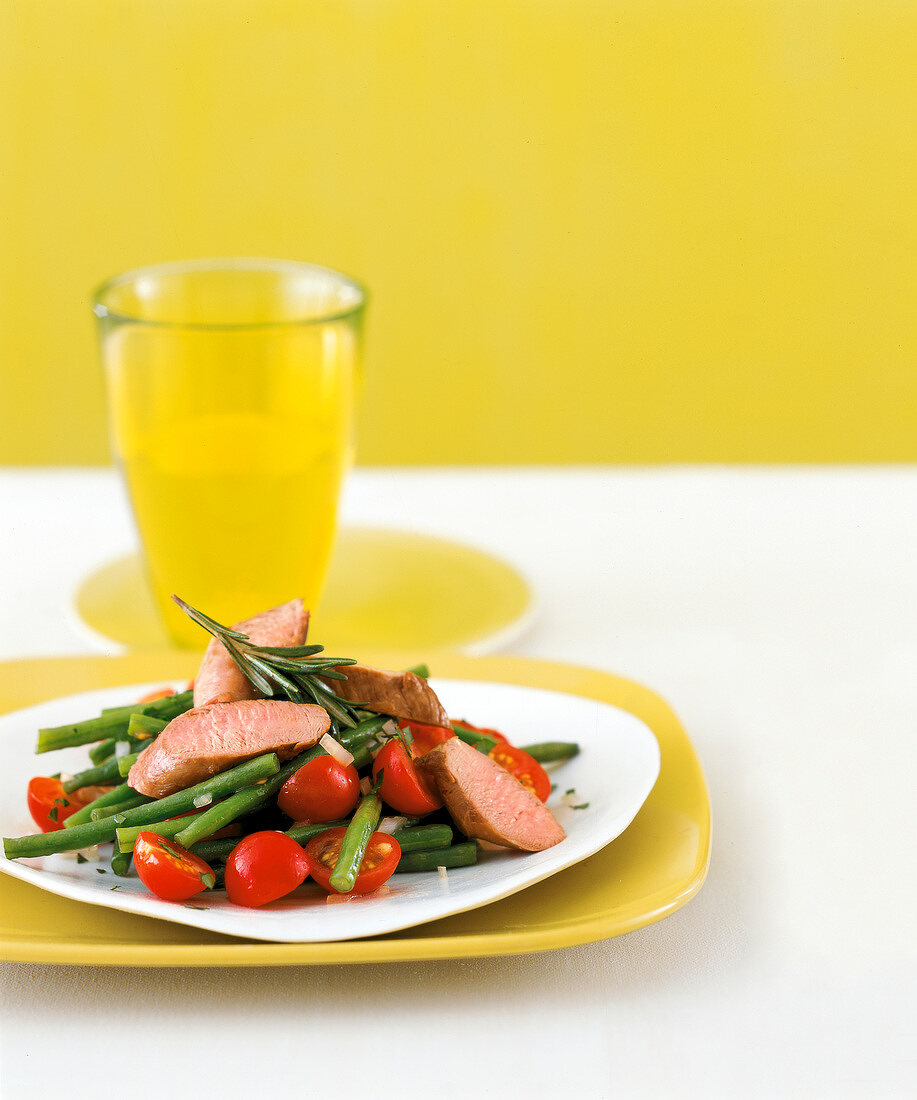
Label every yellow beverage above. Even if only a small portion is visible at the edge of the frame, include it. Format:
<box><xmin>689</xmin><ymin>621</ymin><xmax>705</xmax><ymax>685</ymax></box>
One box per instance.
<box><xmin>95</xmin><ymin>260</ymin><xmax>365</xmax><ymax>647</ymax></box>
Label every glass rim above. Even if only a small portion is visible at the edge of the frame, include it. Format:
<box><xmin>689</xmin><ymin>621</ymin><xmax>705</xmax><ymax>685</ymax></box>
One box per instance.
<box><xmin>91</xmin><ymin>257</ymin><xmax>368</xmax><ymax>330</ymax></box>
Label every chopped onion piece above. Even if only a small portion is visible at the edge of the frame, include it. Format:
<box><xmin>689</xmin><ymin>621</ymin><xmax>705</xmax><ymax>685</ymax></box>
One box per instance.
<box><xmin>319</xmin><ymin>733</ymin><xmax>354</xmax><ymax>768</ymax></box>
<box><xmin>60</xmin><ymin>844</ymin><xmax>100</xmax><ymax>863</ymax></box>
<box><xmin>114</xmin><ymin>741</ymin><xmax>131</xmax><ymax>759</ymax></box>
<box><xmin>192</xmin><ymin>793</ymin><xmax>213</xmax><ymax>809</ymax></box>
<box><xmin>378</xmin><ymin>816</ymin><xmax>408</xmax><ymax>835</ymax></box>
<box><xmin>359</xmin><ymin>777</ymin><xmax>372</xmax><ymax>795</ymax></box>
<box><xmin>437</xmin><ymin>865</ymin><xmax>448</xmax><ymax>880</ymax></box>
<box><xmin>381</xmin><ymin>720</ymin><xmax>401</xmax><ymax>740</ymax></box>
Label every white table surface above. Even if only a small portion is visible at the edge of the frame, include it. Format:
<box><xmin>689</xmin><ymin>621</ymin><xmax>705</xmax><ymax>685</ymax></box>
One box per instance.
<box><xmin>0</xmin><ymin>466</ymin><xmax>914</xmax><ymax>1099</ymax></box>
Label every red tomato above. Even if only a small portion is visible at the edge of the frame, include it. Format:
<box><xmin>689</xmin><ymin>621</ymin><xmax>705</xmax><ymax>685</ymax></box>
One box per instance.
<box><xmin>224</xmin><ymin>831</ymin><xmax>310</xmax><ymax>908</ymax></box>
<box><xmin>372</xmin><ymin>740</ymin><xmax>443</xmax><ymax>815</ymax></box>
<box><xmin>488</xmin><ymin>743</ymin><xmax>552</xmax><ymax>802</ymax></box>
<box><xmin>452</xmin><ymin>719</ymin><xmax>509</xmax><ymax>745</ymax></box>
<box><xmin>305</xmin><ymin>827</ymin><xmax>401</xmax><ymax>895</ymax></box>
<box><xmin>27</xmin><ymin>777</ymin><xmax>85</xmax><ymax>832</ymax></box>
<box><xmin>133</xmin><ymin>832</ymin><xmax>215</xmax><ymax>902</ymax></box>
<box><xmin>277</xmin><ymin>755</ymin><xmax>360</xmax><ymax>823</ymax></box>
<box><xmin>399</xmin><ymin>720</ymin><xmax>455</xmax><ymax>758</ymax></box>
<box><xmin>136</xmin><ymin>687</ymin><xmax>176</xmax><ymax>704</ymax></box>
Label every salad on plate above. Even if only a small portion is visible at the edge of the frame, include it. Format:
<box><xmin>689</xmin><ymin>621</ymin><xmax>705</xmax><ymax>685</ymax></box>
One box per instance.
<box><xmin>3</xmin><ymin>597</ymin><xmax>581</xmax><ymax>910</ymax></box>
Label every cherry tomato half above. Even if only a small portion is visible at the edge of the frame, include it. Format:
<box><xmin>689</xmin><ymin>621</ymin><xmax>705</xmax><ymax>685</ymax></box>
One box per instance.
<box><xmin>452</xmin><ymin>719</ymin><xmax>509</xmax><ymax>745</ymax></box>
<box><xmin>488</xmin><ymin>743</ymin><xmax>552</xmax><ymax>802</ymax></box>
<box><xmin>304</xmin><ymin>827</ymin><xmax>401</xmax><ymax>896</ymax></box>
<box><xmin>133</xmin><ymin>832</ymin><xmax>216</xmax><ymax>902</ymax></box>
<box><xmin>27</xmin><ymin>776</ymin><xmax>85</xmax><ymax>832</ymax></box>
<box><xmin>399</xmin><ymin>720</ymin><xmax>455</xmax><ymax>758</ymax></box>
<box><xmin>372</xmin><ymin>739</ymin><xmax>443</xmax><ymax>815</ymax></box>
<box><xmin>224</xmin><ymin>831</ymin><xmax>310</xmax><ymax>908</ymax></box>
<box><xmin>277</xmin><ymin>755</ymin><xmax>360</xmax><ymax>823</ymax></box>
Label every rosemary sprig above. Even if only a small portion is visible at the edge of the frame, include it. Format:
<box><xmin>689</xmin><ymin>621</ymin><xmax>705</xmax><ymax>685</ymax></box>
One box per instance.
<box><xmin>172</xmin><ymin>595</ymin><xmax>361</xmax><ymax>731</ymax></box>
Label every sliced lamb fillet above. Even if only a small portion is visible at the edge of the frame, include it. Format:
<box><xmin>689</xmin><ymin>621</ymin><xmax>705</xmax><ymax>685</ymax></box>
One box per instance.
<box><xmin>192</xmin><ymin>598</ymin><xmax>310</xmax><ymax>708</ymax></box>
<box><xmin>415</xmin><ymin>737</ymin><xmax>566</xmax><ymax>852</ymax></box>
<box><xmin>320</xmin><ymin>664</ymin><xmax>449</xmax><ymax>727</ymax></box>
<box><xmin>127</xmin><ymin>699</ymin><xmax>330</xmax><ymax>799</ymax></box>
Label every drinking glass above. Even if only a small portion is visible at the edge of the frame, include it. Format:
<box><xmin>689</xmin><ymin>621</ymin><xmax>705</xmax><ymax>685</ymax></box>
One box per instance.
<box><xmin>93</xmin><ymin>258</ymin><xmax>366</xmax><ymax>647</ymax></box>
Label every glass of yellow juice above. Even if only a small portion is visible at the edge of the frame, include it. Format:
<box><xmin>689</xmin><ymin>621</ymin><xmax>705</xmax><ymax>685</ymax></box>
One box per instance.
<box><xmin>92</xmin><ymin>258</ymin><xmax>366</xmax><ymax>647</ymax></box>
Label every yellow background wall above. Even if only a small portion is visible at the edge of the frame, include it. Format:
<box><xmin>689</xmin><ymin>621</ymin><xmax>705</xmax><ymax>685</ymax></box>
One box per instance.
<box><xmin>1</xmin><ymin>1</ymin><xmax>915</xmax><ymax>465</ymax></box>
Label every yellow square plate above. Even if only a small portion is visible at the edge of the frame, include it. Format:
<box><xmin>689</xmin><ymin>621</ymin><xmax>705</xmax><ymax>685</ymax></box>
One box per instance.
<box><xmin>0</xmin><ymin>652</ymin><xmax>710</xmax><ymax>965</ymax></box>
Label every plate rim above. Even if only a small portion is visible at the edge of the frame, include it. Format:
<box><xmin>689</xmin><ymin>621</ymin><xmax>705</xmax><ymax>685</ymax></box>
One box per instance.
<box><xmin>72</xmin><ymin>526</ymin><xmax>537</xmax><ymax>656</ymax></box>
<box><xmin>0</xmin><ymin>651</ymin><xmax>710</xmax><ymax>965</ymax></box>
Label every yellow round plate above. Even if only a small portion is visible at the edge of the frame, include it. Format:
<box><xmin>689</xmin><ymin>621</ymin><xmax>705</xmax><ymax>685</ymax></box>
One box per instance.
<box><xmin>0</xmin><ymin>651</ymin><xmax>710</xmax><ymax>965</ymax></box>
<box><xmin>73</xmin><ymin>526</ymin><xmax>535</xmax><ymax>654</ymax></box>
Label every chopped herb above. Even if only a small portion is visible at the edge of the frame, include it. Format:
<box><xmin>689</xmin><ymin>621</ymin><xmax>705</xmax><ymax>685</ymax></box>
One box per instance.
<box><xmin>95</xmin><ymin>867</ymin><xmax>106</xmax><ymax>874</ymax></box>
<box><xmin>47</xmin><ymin>806</ymin><xmax>59</xmax><ymax>823</ymax></box>
<box><xmin>572</xmin><ymin>802</ymin><xmax>590</xmax><ymax>811</ymax></box>
<box><xmin>565</xmin><ymin>788</ymin><xmax>575</xmax><ymax>796</ymax></box>
<box><xmin>183</xmin><ymin>904</ymin><xmax>208</xmax><ymax>910</ymax></box>
<box><xmin>550</xmin><ymin>784</ymin><xmax>557</xmax><ymax>794</ymax></box>
<box><xmin>76</xmin><ymin>853</ymin><xmax>88</xmax><ymax>864</ymax></box>
<box><xmin>110</xmin><ymin>885</ymin><xmax>121</xmax><ymax>891</ymax></box>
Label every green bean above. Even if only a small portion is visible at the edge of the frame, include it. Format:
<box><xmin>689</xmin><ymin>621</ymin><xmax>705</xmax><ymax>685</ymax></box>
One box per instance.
<box><xmin>117</xmin><ymin>752</ymin><xmax>141</xmax><ymax>777</ymax></box>
<box><xmin>38</xmin><ymin>690</ymin><xmax>192</xmax><ymax>754</ymax></box>
<box><xmin>127</xmin><ymin>713</ymin><xmax>168</xmax><ymax>739</ymax></box>
<box><xmin>4</xmin><ymin>816</ymin><xmax>118</xmax><ymax>858</ymax></box>
<box><xmin>174</xmin><ymin>788</ymin><xmax>265</xmax><ymax>849</ymax></box>
<box><xmin>116</xmin><ymin>813</ymin><xmax>208</xmax><ymax>853</ymax></box>
<box><xmin>3</xmin><ymin>753</ymin><xmax>281</xmax><ymax>859</ymax></box>
<box><xmin>64</xmin><ymin>748</ymin><xmax>140</xmax><ymax>793</ymax></box>
<box><xmin>518</xmin><ymin>741</ymin><xmax>580</xmax><ymax>763</ymax></box>
<box><xmin>338</xmin><ymin>713</ymin><xmax>389</xmax><ymax>745</ymax></box>
<box><xmin>187</xmin><ymin>819</ymin><xmax>348</xmax><ymax>865</ymax></box>
<box><xmin>328</xmin><ymin>792</ymin><xmax>382</xmax><ymax>893</ymax></box>
<box><xmin>63</xmin><ymin>782</ymin><xmax>149</xmax><ymax>829</ymax></box>
<box><xmin>395</xmin><ymin>842</ymin><xmax>478</xmax><ymax>873</ymax></box>
<box><xmin>110</xmin><ymin>847</ymin><xmax>133</xmax><ymax>877</ymax></box>
<box><xmin>111</xmin><ymin>753</ymin><xmax>281</xmax><ymax>829</ymax></box>
<box><xmin>285</xmin><ymin>820</ymin><xmax>350</xmax><ymax>846</ymax></box>
<box><xmin>451</xmin><ymin>725</ymin><xmax>497</xmax><ymax>754</ymax></box>
<box><xmin>187</xmin><ymin>837</ymin><xmax>242</xmax><ymax>863</ymax></box>
<box><xmin>88</xmin><ymin>738</ymin><xmax>117</xmax><ymax>766</ymax></box>
<box><xmin>391</xmin><ymin>823</ymin><xmax>453</xmax><ymax>853</ymax></box>
<box><xmin>90</xmin><ymin>794</ymin><xmax>150</xmax><ymax>821</ymax></box>
<box><xmin>109</xmin><ymin>690</ymin><xmax>193</xmax><ymax>722</ymax></box>
<box><xmin>38</xmin><ymin>712</ymin><xmax>141</xmax><ymax>755</ymax></box>
<box><xmin>88</xmin><ymin>716</ymin><xmax>164</xmax><ymax>765</ymax></box>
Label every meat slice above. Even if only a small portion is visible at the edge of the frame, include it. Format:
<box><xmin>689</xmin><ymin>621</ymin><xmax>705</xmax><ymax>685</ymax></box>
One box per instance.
<box><xmin>320</xmin><ymin>664</ymin><xmax>449</xmax><ymax>726</ymax></box>
<box><xmin>127</xmin><ymin>699</ymin><xmax>330</xmax><ymax>799</ymax></box>
<box><xmin>415</xmin><ymin>737</ymin><xmax>566</xmax><ymax>852</ymax></box>
<box><xmin>192</xmin><ymin>599</ymin><xmax>310</xmax><ymax>708</ymax></box>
